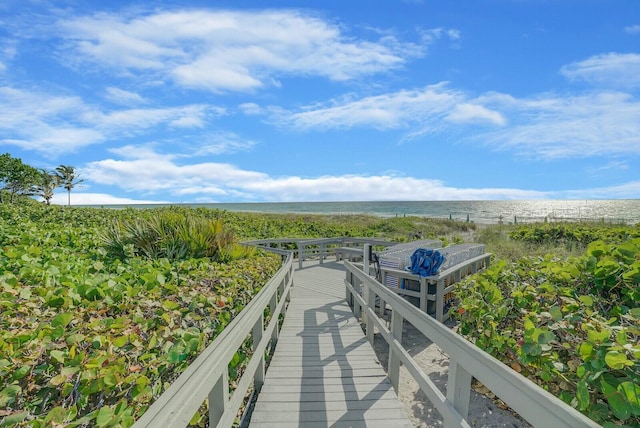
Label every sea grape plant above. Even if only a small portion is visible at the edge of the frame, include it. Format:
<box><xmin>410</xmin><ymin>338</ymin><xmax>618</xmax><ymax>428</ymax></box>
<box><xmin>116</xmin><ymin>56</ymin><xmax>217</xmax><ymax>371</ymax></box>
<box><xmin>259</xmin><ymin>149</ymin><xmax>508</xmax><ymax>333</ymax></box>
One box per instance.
<box><xmin>454</xmin><ymin>236</ymin><xmax>640</xmax><ymax>426</ymax></box>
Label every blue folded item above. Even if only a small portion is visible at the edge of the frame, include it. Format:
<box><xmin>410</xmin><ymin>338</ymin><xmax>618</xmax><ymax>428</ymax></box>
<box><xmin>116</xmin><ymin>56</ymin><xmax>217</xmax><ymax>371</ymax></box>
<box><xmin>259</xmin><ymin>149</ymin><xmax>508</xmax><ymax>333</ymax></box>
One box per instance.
<box><xmin>408</xmin><ymin>248</ymin><xmax>445</xmax><ymax>276</ymax></box>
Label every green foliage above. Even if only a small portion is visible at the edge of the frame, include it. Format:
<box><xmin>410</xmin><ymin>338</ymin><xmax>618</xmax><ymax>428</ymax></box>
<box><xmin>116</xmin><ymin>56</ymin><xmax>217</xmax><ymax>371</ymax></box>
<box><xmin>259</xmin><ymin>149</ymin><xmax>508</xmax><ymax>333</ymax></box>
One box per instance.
<box><xmin>509</xmin><ymin>222</ymin><xmax>640</xmax><ymax>248</ymax></box>
<box><xmin>0</xmin><ymin>202</ymin><xmax>280</xmax><ymax>426</ymax></box>
<box><xmin>454</xmin><ymin>227</ymin><xmax>640</xmax><ymax>426</ymax></box>
<box><xmin>101</xmin><ymin>211</ymin><xmax>252</xmax><ymax>262</ymax></box>
<box><xmin>54</xmin><ymin>165</ymin><xmax>84</xmax><ymax>207</ymax></box>
<box><xmin>0</xmin><ymin>153</ymin><xmax>41</xmax><ymax>204</ymax></box>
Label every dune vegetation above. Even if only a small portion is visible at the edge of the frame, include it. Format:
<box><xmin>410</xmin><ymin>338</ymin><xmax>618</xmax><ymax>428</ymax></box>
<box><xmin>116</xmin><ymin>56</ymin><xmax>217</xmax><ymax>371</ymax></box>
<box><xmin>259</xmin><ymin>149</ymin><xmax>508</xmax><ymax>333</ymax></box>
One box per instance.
<box><xmin>1</xmin><ymin>196</ymin><xmax>638</xmax><ymax>426</ymax></box>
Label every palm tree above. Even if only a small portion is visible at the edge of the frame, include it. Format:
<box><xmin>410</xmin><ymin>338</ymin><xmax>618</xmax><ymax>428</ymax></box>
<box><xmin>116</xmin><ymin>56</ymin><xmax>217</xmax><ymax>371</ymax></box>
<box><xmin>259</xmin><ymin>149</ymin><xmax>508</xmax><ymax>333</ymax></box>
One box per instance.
<box><xmin>55</xmin><ymin>165</ymin><xmax>84</xmax><ymax>206</ymax></box>
<box><xmin>35</xmin><ymin>169</ymin><xmax>60</xmax><ymax>205</ymax></box>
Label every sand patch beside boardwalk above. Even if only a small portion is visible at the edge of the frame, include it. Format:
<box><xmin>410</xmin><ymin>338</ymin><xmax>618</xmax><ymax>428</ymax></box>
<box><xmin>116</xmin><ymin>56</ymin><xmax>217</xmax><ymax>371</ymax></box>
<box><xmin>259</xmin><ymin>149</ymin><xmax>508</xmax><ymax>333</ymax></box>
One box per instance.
<box><xmin>370</xmin><ymin>318</ymin><xmax>532</xmax><ymax>427</ymax></box>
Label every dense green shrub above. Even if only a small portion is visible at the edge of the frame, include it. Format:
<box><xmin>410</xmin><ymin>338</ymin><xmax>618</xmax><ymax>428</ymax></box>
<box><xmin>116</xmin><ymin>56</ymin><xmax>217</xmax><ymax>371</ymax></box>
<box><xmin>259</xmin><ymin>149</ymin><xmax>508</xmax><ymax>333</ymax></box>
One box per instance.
<box><xmin>0</xmin><ymin>203</ymin><xmax>280</xmax><ymax>426</ymax></box>
<box><xmin>509</xmin><ymin>222</ymin><xmax>640</xmax><ymax>248</ymax></box>
<box><xmin>454</xmin><ymin>235</ymin><xmax>640</xmax><ymax>425</ymax></box>
<box><xmin>100</xmin><ymin>211</ymin><xmax>253</xmax><ymax>262</ymax></box>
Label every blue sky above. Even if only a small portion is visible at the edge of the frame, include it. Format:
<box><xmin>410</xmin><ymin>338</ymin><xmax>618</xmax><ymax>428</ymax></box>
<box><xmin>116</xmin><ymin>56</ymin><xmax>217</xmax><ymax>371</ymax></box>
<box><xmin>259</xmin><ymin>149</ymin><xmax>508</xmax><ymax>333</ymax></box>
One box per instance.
<box><xmin>1</xmin><ymin>0</ymin><xmax>639</xmax><ymax>205</ymax></box>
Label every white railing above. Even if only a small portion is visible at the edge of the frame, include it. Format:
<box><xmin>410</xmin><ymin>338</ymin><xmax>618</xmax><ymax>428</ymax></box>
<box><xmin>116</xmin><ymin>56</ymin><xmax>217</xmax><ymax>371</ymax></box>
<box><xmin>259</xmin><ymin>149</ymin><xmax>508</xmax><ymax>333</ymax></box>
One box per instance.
<box><xmin>376</xmin><ymin>253</ymin><xmax>492</xmax><ymax>322</ymax></box>
<box><xmin>244</xmin><ymin>237</ymin><xmax>395</xmax><ymax>269</ymax></box>
<box><xmin>343</xmin><ymin>259</ymin><xmax>601</xmax><ymax>428</ymax></box>
<box><xmin>133</xmin><ymin>250</ymin><xmax>294</xmax><ymax>428</ymax></box>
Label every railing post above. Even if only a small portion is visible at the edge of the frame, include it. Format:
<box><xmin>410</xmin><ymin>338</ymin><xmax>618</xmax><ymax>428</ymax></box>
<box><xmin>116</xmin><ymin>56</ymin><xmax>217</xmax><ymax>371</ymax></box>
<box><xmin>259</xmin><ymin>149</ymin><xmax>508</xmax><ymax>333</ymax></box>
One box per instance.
<box><xmin>353</xmin><ymin>277</ymin><xmax>362</xmax><ymax>319</ymax></box>
<box><xmin>388</xmin><ymin>309</ymin><xmax>403</xmax><ymax>392</ymax></box>
<box><xmin>209</xmin><ymin>370</ymin><xmax>229</xmax><ymax>427</ymax></box>
<box><xmin>270</xmin><ymin>287</ymin><xmax>278</xmax><ymax>346</ymax></box>
<box><xmin>298</xmin><ymin>243</ymin><xmax>305</xmax><ymax>269</ymax></box>
<box><xmin>345</xmin><ymin>270</ymin><xmax>351</xmax><ymax>304</ymax></box>
<box><xmin>420</xmin><ymin>278</ymin><xmax>428</xmax><ymax>312</ymax></box>
<box><xmin>435</xmin><ymin>279</ymin><xmax>445</xmax><ymax>322</ymax></box>
<box><xmin>253</xmin><ymin>313</ymin><xmax>265</xmax><ymax>391</ymax></box>
<box><xmin>320</xmin><ymin>243</ymin><xmax>325</xmax><ymax>264</ymax></box>
<box><xmin>365</xmin><ymin>282</ymin><xmax>375</xmax><ymax>345</ymax></box>
<box><xmin>446</xmin><ymin>358</ymin><xmax>472</xmax><ymax>424</ymax></box>
<box><xmin>363</xmin><ymin>244</ymin><xmax>371</xmax><ymax>276</ymax></box>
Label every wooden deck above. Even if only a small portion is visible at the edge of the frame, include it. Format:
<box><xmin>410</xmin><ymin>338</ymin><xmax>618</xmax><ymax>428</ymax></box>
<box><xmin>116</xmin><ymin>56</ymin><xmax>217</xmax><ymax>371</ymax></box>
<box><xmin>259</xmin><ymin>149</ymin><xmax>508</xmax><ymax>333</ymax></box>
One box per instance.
<box><xmin>249</xmin><ymin>260</ymin><xmax>412</xmax><ymax>428</ymax></box>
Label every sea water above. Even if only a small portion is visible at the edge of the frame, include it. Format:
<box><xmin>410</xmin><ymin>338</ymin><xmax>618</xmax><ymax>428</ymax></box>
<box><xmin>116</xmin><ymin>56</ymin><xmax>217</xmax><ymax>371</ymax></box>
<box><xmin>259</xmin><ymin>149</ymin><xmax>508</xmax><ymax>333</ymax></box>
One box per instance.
<box><xmin>107</xmin><ymin>200</ymin><xmax>640</xmax><ymax>225</ymax></box>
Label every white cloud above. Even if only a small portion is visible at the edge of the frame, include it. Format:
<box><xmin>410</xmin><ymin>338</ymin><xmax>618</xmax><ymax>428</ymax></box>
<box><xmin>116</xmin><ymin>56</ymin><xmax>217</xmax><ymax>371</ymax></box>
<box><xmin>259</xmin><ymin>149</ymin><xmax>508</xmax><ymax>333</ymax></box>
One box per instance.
<box><xmin>0</xmin><ymin>86</ymin><xmax>105</xmax><ymax>153</ymax></box>
<box><xmin>55</xmin><ymin>9</ymin><xmax>423</xmax><ymax>93</ymax></box>
<box><xmin>446</xmin><ymin>103</ymin><xmax>506</xmax><ymax>126</ymax></box>
<box><xmin>0</xmin><ymin>85</ymin><xmax>224</xmax><ymax>155</ymax></box>
<box><xmin>50</xmin><ymin>192</ymin><xmax>169</xmax><ymax>206</ymax></box>
<box><xmin>478</xmin><ymin>91</ymin><xmax>640</xmax><ymax>159</ymax></box>
<box><xmin>105</xmin><ymin>87</ymin><xmax>146</xmax><ymax>105</ymax></box>
<box><xmin>625</xmin><ymin>25</ymin><xmax>640</xmax><ymax>35</ymax></box>
<box><xmin>276</xmin><ymin>83</ymin><xmax>465</xmax><ymax>130</ymax></box>
<box><xmin>83</xmin><ymin>145</ymin><xmax>548</xmax><ymax>202</ymax></box>
<box><xmin>192</xmin><ymin>132</ymin><xmax>257</xmax><ymax>156</ymax></box>
<box><xmin>419</xmin><ymin>27</ymin><xmax>461</xmax><ymax>44</ymax></box>
<box><xmin>560</xmin><ymin>52</ymin><xmax>640</xmax><ymax>88</ymax></box>
<box><xmin>555</xmin><ymin>181</ymin><xmax>640</xmax><ymax>200</ymax></box>
<box><xmin>238</xmin><ymin>102</ymin><xmax>265</xmax><ymax>115</ymax></box>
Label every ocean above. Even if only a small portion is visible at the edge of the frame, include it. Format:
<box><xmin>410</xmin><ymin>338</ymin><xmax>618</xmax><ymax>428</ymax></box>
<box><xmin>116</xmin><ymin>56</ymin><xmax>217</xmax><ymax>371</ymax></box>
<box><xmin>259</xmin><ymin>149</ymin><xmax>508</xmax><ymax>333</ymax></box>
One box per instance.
<box><xmin>108</xmin><ymin>200</ymin><xmax>640</xmax><ymax>225</ymax></box>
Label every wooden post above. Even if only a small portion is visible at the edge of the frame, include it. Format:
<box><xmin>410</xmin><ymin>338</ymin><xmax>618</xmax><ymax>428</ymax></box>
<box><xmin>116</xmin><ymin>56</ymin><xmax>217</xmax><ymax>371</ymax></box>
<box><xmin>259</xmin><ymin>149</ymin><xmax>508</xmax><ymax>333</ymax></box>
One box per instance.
<box><xmin>365</xmin><ymin>282</ymin><xmax>375</xmax><ymax>345</ymax></box>
<box><xmin>419</xmin><ymin>278</ymin><xmax>428</xmax><ymax>312</ymax></box>
<box><xmin>209</xmin><ymin>370</ymin><xmax>229</xmax><ymax>427</ymax></box>
<box><xmin>446</xmin><ymin>358</ymin><xmax>472</xmax><ymax>424</ymax></box>
<box><xmin>269</xmin><ymin>289</ymin><xmax>278</xmax><ymax>346</ymax></box>
<box><xmin>353</xmin><ymin>277</ymin><xmax>362</xmax><ymax>319</ymax></box>
<box><xmin>298</xmin><ymin>243</ymin><xmax>305</xmax><ymax>269</ymax></box>
<box><xmin>435</xmin><ymin>279</ymin><xmax>445</xmax><ymax>322</ymax></box>
<box><xmin>363</xmin><ymin>244</ymin><xmax>370</xmax><ymax>276</ymax></box>
<box><xmin>253</xmin><ymin>314</ymin><xmax>265</xmax><ymax>391</ymax></box>
<box><xmin>388</xmin><ymin>309</ymin><xmax>403</xmax><ymax>392</ymax></box>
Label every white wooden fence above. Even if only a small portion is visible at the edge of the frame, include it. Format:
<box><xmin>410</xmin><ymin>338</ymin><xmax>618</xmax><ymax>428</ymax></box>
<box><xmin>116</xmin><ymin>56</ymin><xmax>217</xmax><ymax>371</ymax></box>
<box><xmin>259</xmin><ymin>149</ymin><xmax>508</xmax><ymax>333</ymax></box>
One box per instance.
<box><xmin>245</xmin><ymin>236</ymin><xmax>395</xmax><ymax>269</ymax></box>
<box><xmin>343</xmin><ymin>257</ymin><xmax>601</xmax><ymax>428</ymax></box>
<box><xmin>133</xmin><ymin>250</ymin><xmax>294</xmax><ymax>428</ymax></box>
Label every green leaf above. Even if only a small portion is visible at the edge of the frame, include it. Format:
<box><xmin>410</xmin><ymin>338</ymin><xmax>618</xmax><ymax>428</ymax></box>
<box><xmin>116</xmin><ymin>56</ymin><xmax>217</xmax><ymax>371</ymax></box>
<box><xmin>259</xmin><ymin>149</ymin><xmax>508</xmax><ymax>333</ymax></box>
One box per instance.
<box><xmin>162</xmin><ymin>299</ymin><xmax>180</xmax><ymax>311</ymax></box>
<box><xmin>113</xmin><ymin>336</ymin><xmax>129</xmax><ymax>348</ymax></box>
<box><xmin>537</xmin><ymin>331</ymin><xmax>556</xmax><ymax>345</ymax></box>
<box><xmin>103</xmin><ymin>370</ymin><xmax>118</xmax><ymax>387</ymax></box>
<box><xmin>618</xmin><ymin>382</ymin><xmax>640</xmax><ymax>416</ymax></box>
<box><xmin>549</xmin><ymin>306</ymin><xmax>563</xmax><ymax>321</ymax></box>
<box><xmin>0</xmin><ymin>385</ymin><xmax>22</xmax><ymax>407</ymax></box>
<box><xmin>51</xmin><ymin>312</ymin><xmax>74</xmax><ymax>328</ymax></box>
<box><xmin>13</xmin><ymin>365</ymin><xmax>30</xmax><ymax>380</ymax></box>
<box><xmin>579</xmin><ymin>295</ymin><xmax>594</xmax><ymax>307</ymax></box>
<box><xmin>50</xmin><ymin>350</ymin><xmax>65</xmax><ymax>364</ymax></box>
<box><xmin>587</xmin><ymin>328</ymin><xmax>610</xmax><ymax>344</ymax></box>
<box><xmin>0</xmin><ymin>411</ymin><xmax>28</xmax><ymax>426</ymax></box>
<box><xmin>578</xmin><ymin>342</ymin><xmax>594</xmax><ymax>360</ymax></box>
<box><xmin>605</xmin><ymin>351</ymin><xmax>632</xmax><ymax>369</ymax></box>
<box><xmin>608</xmin><ymin>392</ymin><xmax>632</xmax><ymax>421</ymax></box>
<box><xmin>50</xmin><ymin>374</ymin><xmax>68</xmax><ymax>386</ymax></box>
<box><xmin>96</xmin><ymin>406</ymin><xmax>115</xmax><ymax>427</ymax></box>
<box><xmin>577</xmin><ymin>380</ymin><xmax>590</xmax><ymax>411</ymax></box>
<box><xmin>44</xmin><ymin>406</ymin><xmax>67</xmax><ymax>424</ymax></box>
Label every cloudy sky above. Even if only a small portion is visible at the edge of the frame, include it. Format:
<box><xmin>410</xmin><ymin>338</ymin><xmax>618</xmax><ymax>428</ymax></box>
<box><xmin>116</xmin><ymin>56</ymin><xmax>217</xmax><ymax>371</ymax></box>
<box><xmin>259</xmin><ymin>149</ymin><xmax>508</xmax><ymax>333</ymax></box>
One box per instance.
<box><xmin>1</xmin><ymin>0</ymin><xmax>639</xmax><ymax>205</ymax></box>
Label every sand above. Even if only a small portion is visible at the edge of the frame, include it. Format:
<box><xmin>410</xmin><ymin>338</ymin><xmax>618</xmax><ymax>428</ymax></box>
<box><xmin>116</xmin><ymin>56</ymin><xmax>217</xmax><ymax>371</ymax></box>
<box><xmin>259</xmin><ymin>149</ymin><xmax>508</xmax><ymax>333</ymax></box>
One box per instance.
<box><xmin>370</xmin><ymin>317</ymin><xmax>532</xmax><ymax>427</ymax></box>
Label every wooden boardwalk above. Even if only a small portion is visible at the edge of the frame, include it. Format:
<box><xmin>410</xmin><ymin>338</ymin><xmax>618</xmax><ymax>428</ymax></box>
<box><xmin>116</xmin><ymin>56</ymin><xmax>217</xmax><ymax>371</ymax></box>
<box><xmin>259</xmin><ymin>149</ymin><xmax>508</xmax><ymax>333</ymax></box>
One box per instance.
<box><xmin>249</xmin><ymin>260</ymin><xmax>412</xmax><ymax>428</ymax></box>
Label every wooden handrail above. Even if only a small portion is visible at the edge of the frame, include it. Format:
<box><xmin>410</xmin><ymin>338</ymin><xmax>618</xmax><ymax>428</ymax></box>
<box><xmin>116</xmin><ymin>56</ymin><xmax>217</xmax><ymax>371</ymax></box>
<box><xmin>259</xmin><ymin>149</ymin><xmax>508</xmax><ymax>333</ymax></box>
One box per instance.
<box><xmin>343</xmin><ymin>260</ymin><xmax>601</xmax><ymax>428</ymax></box>
<box><xmin>244</xmin><ymin>237</ymin><xmax>397</xmax><ymax>269</ymax></box>
<box><xmin>133</xmin><ymin>251</ymin><xmax>294</xmax><ymax>428</ymax></box>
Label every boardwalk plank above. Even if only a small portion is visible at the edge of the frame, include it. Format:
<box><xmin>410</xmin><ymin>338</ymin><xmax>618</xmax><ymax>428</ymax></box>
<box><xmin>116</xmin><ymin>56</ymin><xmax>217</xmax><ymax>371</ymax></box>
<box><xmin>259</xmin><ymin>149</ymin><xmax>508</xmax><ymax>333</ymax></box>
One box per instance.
<box><xmin>249</xmin><ymin>260</ymin><xmax>411</xmax><ymax>427</ymax></box>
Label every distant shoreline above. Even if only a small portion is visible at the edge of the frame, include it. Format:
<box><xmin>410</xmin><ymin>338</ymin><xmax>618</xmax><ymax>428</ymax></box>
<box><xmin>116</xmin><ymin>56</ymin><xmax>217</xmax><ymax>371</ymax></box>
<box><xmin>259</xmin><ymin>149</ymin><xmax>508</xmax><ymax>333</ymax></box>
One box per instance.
<box><xmin>77</xmin><ymin>199</ymin><xmax>640</xmax><ymax>225</ymax></box>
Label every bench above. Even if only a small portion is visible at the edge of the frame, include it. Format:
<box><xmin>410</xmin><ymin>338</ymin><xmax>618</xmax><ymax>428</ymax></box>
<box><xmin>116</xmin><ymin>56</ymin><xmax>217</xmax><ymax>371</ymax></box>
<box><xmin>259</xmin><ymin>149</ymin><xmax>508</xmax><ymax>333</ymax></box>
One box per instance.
<box><xmin>378</xmin><ymin>253</ymin><xmax>492</xmax><ymax>322</ymax></box>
